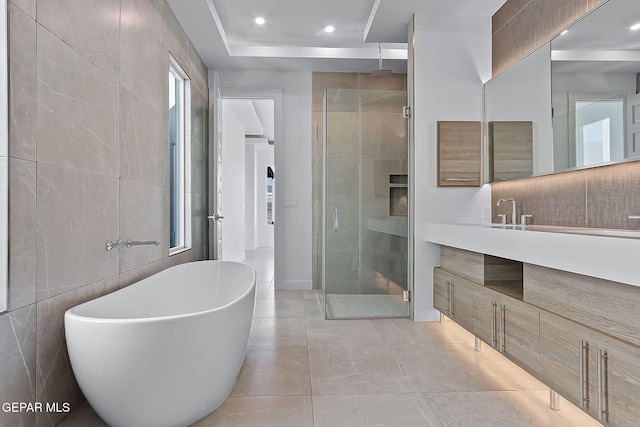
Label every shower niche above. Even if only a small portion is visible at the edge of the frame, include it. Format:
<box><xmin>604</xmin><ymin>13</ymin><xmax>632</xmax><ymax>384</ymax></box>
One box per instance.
<box><xmin>389</xmin><ymin>174</ymin><xmax>408</xmax><ymax>217</ymax></box>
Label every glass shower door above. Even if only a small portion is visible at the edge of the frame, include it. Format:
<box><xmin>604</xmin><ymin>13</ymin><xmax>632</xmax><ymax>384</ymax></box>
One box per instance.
<box><xmin>323</xmin><ymin>88</ymin><xmax>409</xmax><ymax>319</ymax></box>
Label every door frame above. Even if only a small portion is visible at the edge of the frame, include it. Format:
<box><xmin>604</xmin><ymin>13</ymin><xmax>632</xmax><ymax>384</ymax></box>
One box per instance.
<box><xmin>214</xmin><ymin>87</ymin><xmax>284</xmax><ymax>286</ymax></box>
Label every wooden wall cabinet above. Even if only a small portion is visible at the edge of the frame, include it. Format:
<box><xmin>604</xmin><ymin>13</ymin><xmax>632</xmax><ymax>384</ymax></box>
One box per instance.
<box><xmin>488</xmin><ymin>121</ymin><xmax>533</xmax><ymax>182</ymax></box>
<box><xmin>437</xmin><ymin>121</ymin><xmax>482</xmax><ymax>187</ymax></box>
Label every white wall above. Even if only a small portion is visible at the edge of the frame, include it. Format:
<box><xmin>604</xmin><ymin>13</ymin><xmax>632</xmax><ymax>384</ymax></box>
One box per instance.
<box><xmin>221</xmin><ymin>100</ymin><xmax>246</xmax><ymax>262</ymax></box>
<box><xmin>245</xmin><ymin>143</ymin><xmax>257</xmax><ymax>250</ymax></box>
<box><xmin>256</xmin><ymin>145</ymin><xmax>275</xmax><ymax>247</ymax></box>
<box><xmin>413</xmin><ymin>14</ymin><xmax>493</xmax><ymax>321</ymax></box>
<box><xmin>216</xmin><ymin>70</ymin><xmax>312</xmax><ymax>290</ymax></box>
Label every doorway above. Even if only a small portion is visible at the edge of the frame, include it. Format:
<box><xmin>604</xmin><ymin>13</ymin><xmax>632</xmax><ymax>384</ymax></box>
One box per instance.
<box><xmin>208</xmin><ymin>87</ymin><xmax>283</xmax><ymax>286</ymax></box>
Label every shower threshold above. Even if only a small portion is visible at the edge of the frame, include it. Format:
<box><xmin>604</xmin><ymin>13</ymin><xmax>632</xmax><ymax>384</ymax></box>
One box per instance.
<box><xmin>325</xmin><ymin>293</ymin><xmax>408</xmax><ymax>319</ymax></box>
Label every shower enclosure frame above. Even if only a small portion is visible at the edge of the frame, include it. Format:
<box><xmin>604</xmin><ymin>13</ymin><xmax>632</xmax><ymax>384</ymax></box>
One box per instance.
<box><xmin>321</xmin><ymin>88</ymin><xmax>412</xmax><ymax>320</ymax></box>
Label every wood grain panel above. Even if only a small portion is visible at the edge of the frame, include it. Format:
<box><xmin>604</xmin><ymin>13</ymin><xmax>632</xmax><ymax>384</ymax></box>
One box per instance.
<box><xmin>488</xmin><ymin>121</ymin><xmax>533</xmax><ymax>182</ymax></box>
<box><xmin>440</xmin><ymin>246</ymin><xmax>485</xmax><ymax>284</ymax></box>
<box><xmin>437</xmin><ymin>121</ymin><xmax>482</xmax><ymax>187</ymax></box>
<box><xmin>493</xmin><ymin>0</ymin><xmax>532</xmax><ymax>34</ymax></box>
<box><xmin>491</xmin><ymin>169</ymin><xmax>588</xmax><ymax>227</ymax></box>
<box><xmin>492</xmin><ymin>0</ymin><xmax>607</xmax><ymax>77</ymax></box>
<box><xmin>524</xmin><ymin>264</ymin><xmax>640</xmax><ymax>347</ymax></box>
<box><xmin>451</xmin><ymin>275</ymin><xmax>475</xmax><ymax>333</ymax></box>
<box><xmin>539</xmin><ymin>312</ymin><xmax>587</xmax><ymax>410</ymax></box>
<box><xmin>433</xmin><ymin>267</ymin><xmax>449</xmax><ymax>315</ymax></box>
<box><xmin>599</xmin><ymin>337</ymin><xmax>640</xmax><ymax>426</ymax></box>
<box><xmin>473</xmin><ymin>286</ymin><xmax>497</xmax><ymax>347</ymax></box>
<box><xmin>502</xmin><ymin>296</ymin><xmax>540</xmax><ymax>376</ymax></box>
<box><xmin>586</xmin><ymin>160</ymin><xmax>640</xmax><ymax>229</ymax></box>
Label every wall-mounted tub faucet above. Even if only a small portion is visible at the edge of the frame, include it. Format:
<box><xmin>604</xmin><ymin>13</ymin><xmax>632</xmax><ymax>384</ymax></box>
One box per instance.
<box><xmin>496</xmin><ymin>198</ymin><xmax>517</xmax><ymax>225</ymax></box>
<box><xmin>106</xmin><ymin>239</ymin><xmax>161</xmax><ymax>251</ymax></box>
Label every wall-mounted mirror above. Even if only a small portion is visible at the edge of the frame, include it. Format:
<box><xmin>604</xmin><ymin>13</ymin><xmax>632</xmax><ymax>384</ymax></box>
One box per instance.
<box><xmin>484</xmin><ymin>0</ymin><xmax>640</xmax><ymax>182</ymax></box>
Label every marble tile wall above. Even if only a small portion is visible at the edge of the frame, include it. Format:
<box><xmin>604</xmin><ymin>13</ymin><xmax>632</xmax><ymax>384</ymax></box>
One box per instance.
<box><xmin>0</xmin><ymin>1</ymin><xmax>209</xmax><ymax>426</ymax></box>
<box><xmin>311</xmin><ymin>73</ymin><xmax>407</xmax><ymax>293</ymax></box>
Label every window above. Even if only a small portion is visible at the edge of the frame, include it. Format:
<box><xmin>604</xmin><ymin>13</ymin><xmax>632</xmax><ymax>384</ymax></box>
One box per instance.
<box><xmin>169</xmin><ymin>57</ymin><xmax>191</xmax><ymax>253</ymax></box>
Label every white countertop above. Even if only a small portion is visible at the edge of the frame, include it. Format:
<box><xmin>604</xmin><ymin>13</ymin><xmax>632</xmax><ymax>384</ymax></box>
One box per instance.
<box><xmin>425</xmin><ymin>223</ymin><xmax>640</xmax><ymax>287</ymax></box>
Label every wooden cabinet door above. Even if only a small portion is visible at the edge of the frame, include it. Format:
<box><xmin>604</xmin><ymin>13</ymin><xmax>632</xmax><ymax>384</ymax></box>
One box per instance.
<box><xmin>501</xmin><ymin>298</ymin><xmax>540</xmax><ymax>376</ymax></box>
<box><xmin>473</xmin><ymin>286</ymin><xmax>497</xmax><ymax>348</ymax></box>
<box><xmin>433</xmin><ymin>268</ymin><xmax>449</xmax><ymax>315</ymax></box>
<box><xmin>540</xmin><ymin>313</ymin><xmax>588</xmax><ymax>411</ymax></box>
<box><xmin>437</xmin><ymin>121</ymin><xmax>482</xmax><ymax>187</ymax></box>
<box><xmin>451</xmin><ymin>277</ymin><xmax>474</xmax><ymax>333</ymax></box>
<box><xmin>596</xmin><ymin>338</ymin><xmax>640</xmax><ymax>427</ymax></box>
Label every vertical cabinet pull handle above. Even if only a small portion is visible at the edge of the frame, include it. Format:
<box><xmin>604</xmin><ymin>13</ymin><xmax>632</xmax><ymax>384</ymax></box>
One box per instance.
<box><xmin>445</xmin><ymin>281</ymin><xmax>450</xmax><ymax>316</ymax></box>
<box><xmin>597</xmin><ymin>349</ymin><xmax>609</xmax><ymax>422</ymax></box>
<box><xmin>580</xmin><ymin>340</ymin><xmax>590</xmax><ymax>408</ymax></box>
<box><xmin>450</xmin><ymin>283</ymin><xmax>455</xmax><ymax>317</ymax></box>
<box><xmin>501</xmin><ymin>306</ymin><xmax>507</xmax><ymax>352</ymax></box>
<box><xmin>333</xmin><ymin>208</ymin><xmax>339</xmax><ymax>232</ymax></box>
<box><xmin>491</xmin><ymin>301</ymin><xmax>497</xmax><ymax>347</ymax></box>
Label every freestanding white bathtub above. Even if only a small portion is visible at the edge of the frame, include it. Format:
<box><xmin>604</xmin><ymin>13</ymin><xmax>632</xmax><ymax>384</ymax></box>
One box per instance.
<box><xmin>64</xmin><ymin>261</ymin><xmax>256</xmax><ymax>427</ymax></box>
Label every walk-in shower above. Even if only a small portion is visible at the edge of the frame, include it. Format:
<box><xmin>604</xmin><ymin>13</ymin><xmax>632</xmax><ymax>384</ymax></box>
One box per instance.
<box><xmin>321</xmin><ymin>88</ymin><xmax>409</xmax><ymax>319</ymax></box>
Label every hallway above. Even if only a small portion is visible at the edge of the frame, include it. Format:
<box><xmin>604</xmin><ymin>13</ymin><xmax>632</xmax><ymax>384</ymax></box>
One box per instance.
<box><xmin>61</xmin><ymin>248</ymin><xmax>600</xmax><ymax>426</ymax></box>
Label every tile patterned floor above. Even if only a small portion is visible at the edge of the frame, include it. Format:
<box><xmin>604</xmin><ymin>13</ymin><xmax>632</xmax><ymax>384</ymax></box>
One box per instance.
<box><xmin>59</xmin><ymin>248</ymin><xmax>602</xmax><ymax>427</ymax></box>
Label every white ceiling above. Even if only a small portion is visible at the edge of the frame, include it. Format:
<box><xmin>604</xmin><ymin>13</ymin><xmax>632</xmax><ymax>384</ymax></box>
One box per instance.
<box><xmin>167</xmin><ymin>0</ymin><xmax>507</xmax><ymax>72</ymax></box>
<box><xmin>224</xmin><ymin>99</ymin><xmax>275</xmax><ymax>143</ymax></box>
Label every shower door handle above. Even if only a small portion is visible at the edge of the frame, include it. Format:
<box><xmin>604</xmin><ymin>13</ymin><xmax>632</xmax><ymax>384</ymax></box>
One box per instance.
<box><xmin>333</xmin><ymin>208</ymin><xmax>339</xmax><ymax>232</ymax></box>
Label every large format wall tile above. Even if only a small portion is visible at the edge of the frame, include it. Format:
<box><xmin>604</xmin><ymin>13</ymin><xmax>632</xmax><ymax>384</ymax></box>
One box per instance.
<box><xmin>129</xmin><ymin>0</ymin><xmax>163</xmax><ymax>41</ymax></box>
<box><xmin>119</xmin><ymin>180</ymin><xmax>164</xmax><ymax>273</ymax></box>
<box><xmin>325</xmin><ymin>205</ymin><xmax>359</xmax><ymax>253</ymax></box>
<box><xmin>326</xmin><ymin>112</ymin><xmax>358</xmax><ymax>159</ymax></box>
<box><xmin>0</xmin><ymin>305</ymin><xmax>37</xmax><ymax>427</ymax></box>
<box><xmin>9</xmin><ymin>3</ymin><xmax>36</xmax><ymax>160</ymax></box>
<box><xmin>191</xmin><ymin>86</ymin><xmax>208</xmax><ymax>147</ymax></box>
<box><xmin>187</xmin><ymin>39</ymin><xmax>208</xmax><ymax>94</ymax></box>
<box><xmin>326</xmin><ymin>159</ymin><xmax>358</xmax><ymax>206</ymax></box>
<box><xmin>36</xmin><ymin>0</ymin><xmax>120</xmax><ymax>77</ymax></box>
<box><xmin>36</xmin><ymin>164</ymin><xmax>119</xmax><ymax>300</ymax></box>
<box><xmin>9</xmin><ymin>159</ymin><xmax>37</xmax><ymax>310</ymax></box>
<box><xmin>37</xmin><ymin>26</ymin><xmax>118</xmax><ymax>177</ymax></box>
<box><xmin>10</xmin><ymin>0</ymin><xmax>36</xmax><ymax>18</ymax></box>
<box><xmin>191</xmin><ymin>194</ymin><xmax>207</xmax><ymax>249</ymax></box>
<box><xmin>120</xmin><ymin>87</ymin><xmax>164</xmax><ymax>186</ymax></box>
<box><xmin>162</xmin><ymin>0</ymin><xmax>189</xmax><ymax>70</ymax></box>
<box><xmin>121</xmin><ymin>0</ymin><xmax>163</xmax><ymax>110</ymax></box>
<box><xmin>36</xmin><ymin>276</ymin><xmax>120</xmax><ymax>427</ymax></box>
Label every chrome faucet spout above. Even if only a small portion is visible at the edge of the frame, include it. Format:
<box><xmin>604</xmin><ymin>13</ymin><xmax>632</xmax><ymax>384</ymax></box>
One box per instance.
<box><xmin>496</xmin><ymin>198</ymin><xmax>517</xmax><ymax>225</ymax></box>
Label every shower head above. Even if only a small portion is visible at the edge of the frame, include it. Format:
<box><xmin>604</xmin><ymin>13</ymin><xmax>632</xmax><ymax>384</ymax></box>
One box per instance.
<box><xmin>371</xmin><ymin>43</ymin><xmax>392</xmax><ymax>77</ymax></box>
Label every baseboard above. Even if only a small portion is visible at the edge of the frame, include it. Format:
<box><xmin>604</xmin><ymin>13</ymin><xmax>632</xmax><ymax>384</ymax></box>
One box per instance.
<box><xmin>276</xmin><ymin>280</ymin><xmax>312</xmax><ymax>290</ymax></box>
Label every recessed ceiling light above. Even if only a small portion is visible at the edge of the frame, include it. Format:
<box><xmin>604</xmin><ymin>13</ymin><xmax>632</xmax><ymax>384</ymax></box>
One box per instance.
<box><xmin>631</xmin><ymin>23</ymin><xmax>640</xmax><ymax>30</ymax></box>
<box><xmin>255</xmin><ymin>17</ymin><xmax>265</xmax><ymax>25</ymax></box>
<box><xmin>324</xmin><ymin>25</ymin><xmax>335</xmax><ymax>33</ymax></box>
<box><xmin>560</xmin><ymin>29</ymin><xmax>568</xmax><ymax>35</ymax></box>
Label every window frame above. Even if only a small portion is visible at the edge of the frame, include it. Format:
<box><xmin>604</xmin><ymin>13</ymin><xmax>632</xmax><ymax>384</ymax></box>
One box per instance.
<box><xmin>168</xmin><ymin>56</ymin><xmax>192</xmax><ymax>255</ymax></box>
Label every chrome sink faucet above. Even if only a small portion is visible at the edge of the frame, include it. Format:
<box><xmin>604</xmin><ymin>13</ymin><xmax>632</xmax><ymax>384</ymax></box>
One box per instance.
<box><xmin>497</xmin><ymin>198</ymin><xmax>517</xmax><ymax>225</ymax></box>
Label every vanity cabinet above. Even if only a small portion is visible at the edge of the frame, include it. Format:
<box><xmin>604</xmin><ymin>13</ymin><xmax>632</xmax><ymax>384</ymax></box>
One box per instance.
<box><xmin>433</xmin><ymin>268</ymin><xmax>474</xmax><ymax>333</ymax></box>
<box><xmin>540</xmin><ymin>312</ymin><xmax>640</xmax><ymax>427</ymax></box>
<box><xmin>472</xmin><ymin>285</ymin><xmax>540</xmax><ymax>376</ymax></box>
<box><xmin>436</xmin><ymin>121</ymin><xmax>482</xmax><ymax>187</ymax></box>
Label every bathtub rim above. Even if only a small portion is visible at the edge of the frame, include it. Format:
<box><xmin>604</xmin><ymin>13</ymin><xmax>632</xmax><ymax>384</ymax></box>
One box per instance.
<box><xmin>64</xmin><ymin>260</ymin><xmax>257</xmax><ymax>325</ymax></box>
